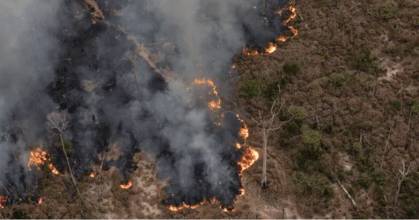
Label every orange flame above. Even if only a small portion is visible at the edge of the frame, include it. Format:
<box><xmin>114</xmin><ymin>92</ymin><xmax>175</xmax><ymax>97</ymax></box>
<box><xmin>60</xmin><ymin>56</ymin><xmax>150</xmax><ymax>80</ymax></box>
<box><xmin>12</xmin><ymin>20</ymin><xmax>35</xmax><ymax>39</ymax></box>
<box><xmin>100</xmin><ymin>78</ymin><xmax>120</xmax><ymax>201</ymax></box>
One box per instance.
<box><xmin>89</xmin><ymin>172</ymin><xmax>97</xmax><ymax>178</ymax></box>
<box><xmin>239</xmin><ymin>126</ymin><xmax>249</xmax><ymax>141</ymax></box>
<box><xmin>28</xmin><ymin>148</ymin><xmax>60</xmax><ymax>175</ymax></box>
<box><xmin>120</xmin><ymin>180</ymin><xmax>133</xmax><ymax>190</ymax></box>
<box><xmin>283</xmin><ymin>5</ymin><xmax>297</xmax><ymax>25</ymax></box>
<box><xmin>243</xmin><ymin>3</ymin><xmax>298</xmax><ymax>57</ymax></box>
<box><xmin>242</xmin><ymin>48</ymin><xmax>260</xmax><ymax>56</ymax></box>
<box><xmin>27</xmin><ymin>148</ymin><xmax>48</xmax><ymax>167</ymax></box>
<box><xmin>235</xmin><ymin>143</ymin><xmax>242</xmax><ymax>149</ymax></box>
<box><xmin>0</xmin><ymin>196</ymin><xmax>6</xmax><ymax>209</ymax></box>
<box><xmin>265</xmin><ymin>42</ymin><xmax>278</xmax><ymax>54</ymax></box>
<box><xmin>37</xmin><ymin>197</ymin><xmax>44</xmax><ymax>205</ymax></box>
<box><xmin>193</xmin><ymin>78</ymin><xmax>222</xmax><ymax>111</ymax></box>
<box><xmin>276</xmin><ymin>35</ymin><xmax>288</xmax><ymax>43</ymax></box>
<box><xmin>48</xmin><ymin>164</ymin><xmax>60</xmax><ymax>175</ymax></box>
<box><xmin>238</xmin><ymin>147</ymin><xmax>259</xmax><ymax>173</ymax></box>
<box><xmin>289</xmin><ymin>26</ymin><xmax>298</xmax><ymax>37</ymax></box>
<box><xmin>168</xmin><ymin>202</ymin><xmax>202</xmax><ymax>212</ymax></box>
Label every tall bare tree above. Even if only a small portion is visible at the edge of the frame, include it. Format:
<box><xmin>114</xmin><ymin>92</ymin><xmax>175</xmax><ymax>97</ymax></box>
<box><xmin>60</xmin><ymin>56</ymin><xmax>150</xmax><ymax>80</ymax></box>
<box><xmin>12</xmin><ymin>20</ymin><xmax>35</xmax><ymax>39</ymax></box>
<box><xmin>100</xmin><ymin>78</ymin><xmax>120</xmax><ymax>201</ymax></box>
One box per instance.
<box><xmin>47</xmin><ymin>112</ymin><xmax>82</xmax><ymax>199</ymax></box>
<box><xmin>251</xmin><ymin>86</ymin><xmax>291</xmax><ymax>188</ymax></box>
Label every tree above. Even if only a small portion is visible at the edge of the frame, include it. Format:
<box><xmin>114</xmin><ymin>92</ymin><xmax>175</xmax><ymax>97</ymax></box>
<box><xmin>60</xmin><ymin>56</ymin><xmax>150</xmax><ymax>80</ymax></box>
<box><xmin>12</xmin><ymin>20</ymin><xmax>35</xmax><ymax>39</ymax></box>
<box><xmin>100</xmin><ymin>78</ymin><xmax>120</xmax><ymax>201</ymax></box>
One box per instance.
<box><xmin>394</xmin><ymin>159</ymin><xmax>415</xmax><ymax>205</ymax></box>
<box><xmin>47</xmin><ymin>112</ymin><xmax>83</xmax><ymax>202</ymax></box>
<box><xmin>251</xmin><ymin>85</ymin><xmax>292</xmax><ymax>188</ymax></box>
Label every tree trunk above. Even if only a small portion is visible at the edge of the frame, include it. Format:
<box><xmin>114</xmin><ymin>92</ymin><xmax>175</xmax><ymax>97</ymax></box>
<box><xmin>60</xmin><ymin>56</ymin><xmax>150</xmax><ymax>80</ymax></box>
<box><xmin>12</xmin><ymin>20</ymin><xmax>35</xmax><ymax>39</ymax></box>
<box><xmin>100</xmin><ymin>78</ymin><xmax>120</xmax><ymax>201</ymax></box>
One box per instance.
<box><xmin>261</xmin><ymin>128</ymin><xmax>268</xmax><ymax>188</ymax></box>
<box><xmin>59</xmin><ymin>133</ymin><xmax>85</xmax><ymax>208</ymax></box>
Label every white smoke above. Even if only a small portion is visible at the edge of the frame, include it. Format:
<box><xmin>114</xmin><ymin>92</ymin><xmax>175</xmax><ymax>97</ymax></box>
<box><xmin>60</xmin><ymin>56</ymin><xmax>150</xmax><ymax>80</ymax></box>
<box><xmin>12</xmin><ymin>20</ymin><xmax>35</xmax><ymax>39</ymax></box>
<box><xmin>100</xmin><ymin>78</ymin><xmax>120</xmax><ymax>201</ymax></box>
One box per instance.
<box><xmin>0</xmin><ymin>0</ymin><xmax>63</xmax><ymax>183</ymax></box>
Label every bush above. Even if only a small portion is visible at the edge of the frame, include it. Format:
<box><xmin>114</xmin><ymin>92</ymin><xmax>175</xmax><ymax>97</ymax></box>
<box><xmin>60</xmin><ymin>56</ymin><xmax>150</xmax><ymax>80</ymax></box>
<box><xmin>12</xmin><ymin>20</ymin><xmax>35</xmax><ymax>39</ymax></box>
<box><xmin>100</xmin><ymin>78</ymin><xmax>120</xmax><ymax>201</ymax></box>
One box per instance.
<box><xmin>399</xmin><ymin>173</ymin><xmax>419</xmax><ymax>218</ymax></box>
<box><xmin>262</xmin><ymin>81</ymin><xmax>280</xmax><ymax>101</ymax></box>
<box><xmin>288</xmin><ymin>106</ymin><xmax>307</xmax><ymax>121</ymax></box>
<box><xmin>301</xmin><ymin>125</ymin><xmax>322</xmax><ymax>148</ymax></box>
<box><xmin>376</xmin><ymin>5</ymin><xmax>398</xmax><ymax>20</ymax></box>
<box><xmin>390</xmin><ymin>100</ymin><xmax>402</xmax><ymax>111</ymax></box>
<box><xmin>293</xmin><ymin>172</ymin><xmax>334</xmax><ymax>201</ymax></box>
<box><xmin>295</xmin><ymin>147</ymin><xmax>324</xmax><ymax>172</ymax></box>
<box><xmin>329</xmin><ymin>72</ymin><xmax>348</xmax><ymax>88</ymax></box>
<box><xmin>411</xmin><ymin>101</ymin><xmax>419</xmax><ymax>114</ymax></box>
<box><xmin>282</xmin><ymin>63</ymin><xmax>300</xmax><ymax>75</ymax></box>
<box><xmin>12</xmin><ymin>209</ymin><xmax>30</xmax><ymax>219</ymax></box>
<box><xmin>351</xmin><ymin>49</ymin><xmax>378</xmax><ymax>74</ymax></box>
<box><xmin>239</xmin><ymin>79</ymin><xmax>262</xmax><ymax>98</ymax></box>
<box><xmin>239</xmin><ymin>79</ymin><xmax>280</xmax><ymax>101</ymax></box>
<box><xmin>285</xmin><ymin>121</ymin><xmax>301</xmax><ymax>135</ymax></box>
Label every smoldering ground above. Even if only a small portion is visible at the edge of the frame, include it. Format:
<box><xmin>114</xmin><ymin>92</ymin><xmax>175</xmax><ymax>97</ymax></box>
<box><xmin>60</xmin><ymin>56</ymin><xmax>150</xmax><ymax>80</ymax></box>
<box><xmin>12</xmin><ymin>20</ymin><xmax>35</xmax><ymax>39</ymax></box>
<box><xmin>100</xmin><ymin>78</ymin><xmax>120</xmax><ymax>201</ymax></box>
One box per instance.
<box><xmin>0</xmin><ymin>0</ymin><xmax>288</xmax><ymax>208</ymax></box>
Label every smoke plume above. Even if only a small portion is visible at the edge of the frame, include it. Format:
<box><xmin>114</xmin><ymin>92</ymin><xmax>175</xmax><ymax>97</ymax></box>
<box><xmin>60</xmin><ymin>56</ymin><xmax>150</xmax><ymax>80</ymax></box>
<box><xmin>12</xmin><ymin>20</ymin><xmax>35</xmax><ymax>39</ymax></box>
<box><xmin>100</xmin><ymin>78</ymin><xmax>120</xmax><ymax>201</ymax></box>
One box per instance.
<box><xmin>0</xmin><ymin>0</ymin><xmax>63</xmax><ymax>195</ymax></box>
<box><xmin>0</xmin><ymin>0</ymin><xmax>287</xmax><ymax>208</ymax></box>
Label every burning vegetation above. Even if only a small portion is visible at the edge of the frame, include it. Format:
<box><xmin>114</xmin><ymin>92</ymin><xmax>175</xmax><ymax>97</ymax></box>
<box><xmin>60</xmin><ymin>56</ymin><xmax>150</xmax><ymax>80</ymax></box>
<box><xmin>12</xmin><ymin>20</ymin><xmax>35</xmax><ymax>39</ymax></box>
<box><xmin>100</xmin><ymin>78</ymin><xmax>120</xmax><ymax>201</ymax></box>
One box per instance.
<box><xmin>119</xmin><ymin>181</ymin><xmax>133</xmax><ymax>190</ymax></box>
<box><xmin>27</xmin><ymin>148</ymin><xmax>60</xmax><ymax>176</ymax></box>
<box><xmin>0</xmin><ymin>196</ymin><xmax>6</xmax><ymax>209</ymax></box>
<box><xmin>243</xmin><ymin>2</ymin><xmax>299</xmax><ymax>56</ymax></box>
<box><xmin>0</xmin><ymin>0</ymin><xmax>297</xmax><ymax>217</ymax></box>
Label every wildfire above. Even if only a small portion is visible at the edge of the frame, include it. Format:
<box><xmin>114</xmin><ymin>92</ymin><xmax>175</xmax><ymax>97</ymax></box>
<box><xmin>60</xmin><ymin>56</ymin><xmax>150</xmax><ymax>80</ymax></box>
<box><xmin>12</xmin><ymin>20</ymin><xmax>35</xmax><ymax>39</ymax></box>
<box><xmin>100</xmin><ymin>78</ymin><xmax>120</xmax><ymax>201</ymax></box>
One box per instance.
<box><xmin>193</xmin><ymin>78</ymin><xmax>222</xmax><ymax>111</ymax></box>
<box><xmin>120</xmin><ymin>180</ymin><xmax>133</xmax><ymax>190</ymax></box>
<box><xmin>235</xmin><ymin>143</ymin><xmax>242</xmax><ymax>149</ymax></box>
<box><xmin>208</xmin><ymin>100</ymin><xmax>222</xmax><ymax>110</ymax></box>
<box><xmin>48</xmin><ymin>164</ymin><xmax>60</xmax><ymax>175</ymax></box>
<box><xmin>27</xmin><ymin>148</ymin><xmax>48</xmax><ymax>167</ymax></box>
<box><xmin>37</xmin><ymin>197</ymin><xmax>44</xmax><ymax>205</ymax></box>
<box><xmin>265</xmin><ymin>42</ymin><xmax>278</xmax><ymax>54</ymax></box>
<box><xmin>276</xmin><ymin>35</ymin><xmax>288</xmax><ymax>43</ymax></box>
<box><xmin>0</xmin><ymin>196</ymin><xmax>6</xmax><ymax>209</ymax></box>
<box><xmin>238</xmin><ymin>147</ymin><xmax>259</xmax><ymax>173</ymax></box>
<box><xmin>242</xmin><ymin>48</ymin><xmax>260</xmax><ymax>56</ymax></box>
<box><xmin>89</xmin><ymin>172</ymin><xmax>97</xmax><ymax>178</ymax></box>
<box><xmin>289</xmin><ymin>26</ymin><xmax>298</xmax><ymax>37</ymax></box>
<box><xmin>243</xmin><ymin>3</ymin><xmax>299</xmax><ymax>56</ymax></box>
<box><xmin>168</xmin><ymin>202</ymin><xmax>202</xmax><ymax>212</ymax></box>
<box><xmin>27</xmin><ymin>148</ymin><xmax>60</xmax><ymax>175</ymax></box>
<box><xmin>239</xmin><ymin>126</ymin><xmax>249</xmax><ymax>141</ymax></box>
<box><xmin>283</xmin><ymin>5</ymin><xmax>297</xmax><ymax>25</ymax></box>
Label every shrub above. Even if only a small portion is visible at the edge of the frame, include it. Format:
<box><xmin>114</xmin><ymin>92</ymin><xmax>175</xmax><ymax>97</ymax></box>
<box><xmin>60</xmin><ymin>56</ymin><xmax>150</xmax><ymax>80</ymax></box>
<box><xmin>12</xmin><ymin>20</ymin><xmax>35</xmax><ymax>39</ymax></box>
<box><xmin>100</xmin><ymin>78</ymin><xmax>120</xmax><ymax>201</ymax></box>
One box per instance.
<box><xmin>239</xmin><ymin>78</ymin><xmax>280</xmax><ymax>101</ymax></box>
<box><xmin>285</xmin><ymin>121</ymin><xmax>301</xmax><ymax>135</ymax></box>
<box><xmin>390</xmin><ymin>100</ymin><xmax>402</xmax><ymax>111</ymax></box>
<box><xmin>301</xmin><ymin>125</ymin><xmax>322</xmax><ymax>148</ymax></box>
<box><xmin>12</xmin><ymin>209</ymin><xmax>30</xmax><ymax>219</ymax></box>
<box><xmin>295</xmin><ymin>147</ymin><xmax>324</xmax><ymax>172</ymax></box>
<box><xmin>239</xmin><ymin>79</ymin><xmax>262</xmax><ymax>98</ymax></box>
<box><xmin>411</xmin><ymin>101</ymin><xmax>419</xmax><ymax>114</ymax></box>
<box><xmin>376</xmin><ymin>5</ymin><xmax>398</xmax><ymax>20</ymax></box>
<box><xmin>262</xmin><ymin>81</ymin><xmax>280</xmax><ymax>101</ymax></box>
<box><xmin>288</xmin><ymin>106</ymin><xmax>307</xmax><ymax>121</ymax></box>
<box><xmin>282</xmin><ymin>63</ymin><xmax>300</xmax><ymax>75</ymax></box>
<box><xmin>351</xmin><ymin>49</ymin><xmax>378</xmax><ymax>74</ymax></box>
<box><xmin>329</xmin><ymin>72</ymin><xmax>348</xmax><ymax>88</ymax></box>
<box><xmin>293</xmin><ymin>172</ymin><xmax>334</xmax><ymax>201</ymax></box>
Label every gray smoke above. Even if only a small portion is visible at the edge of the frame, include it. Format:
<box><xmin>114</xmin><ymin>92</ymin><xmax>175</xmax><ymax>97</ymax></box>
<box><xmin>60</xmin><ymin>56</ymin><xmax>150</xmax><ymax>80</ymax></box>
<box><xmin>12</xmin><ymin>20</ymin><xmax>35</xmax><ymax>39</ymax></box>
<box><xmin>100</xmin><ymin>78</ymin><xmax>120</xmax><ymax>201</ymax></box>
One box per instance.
<box><xmin>0</xmin><ymin>0</ymin><xmax>63</xmax><ymax>192</ymax></box>
<box><xmin>0</xmin><ymin>0</ymin><xmax>287</xmax><ymax>208</ymax></box>
<box><xmin>96</xmin><ymin>0</ymin><xmax>282</xmax><ymax>206</ymax></box>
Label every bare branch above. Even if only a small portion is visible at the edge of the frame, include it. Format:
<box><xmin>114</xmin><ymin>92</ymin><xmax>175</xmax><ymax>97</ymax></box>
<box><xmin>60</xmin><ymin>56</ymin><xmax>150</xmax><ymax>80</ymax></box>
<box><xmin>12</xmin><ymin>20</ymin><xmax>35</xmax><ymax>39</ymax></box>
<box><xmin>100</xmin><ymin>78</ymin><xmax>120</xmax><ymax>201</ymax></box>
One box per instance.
<box><xmin>47</xmin><ymin>111</ymin><xmax>69</xmax><ymax>134</ymax></box>
<box><xmin>337</xmin><ymin>179</ymin><xmax>357</xmax><ymax>208</ymax></box>
<box><xmin>394</xmin><ymin>159</ymin><xmax>415</xmax><ymax>205</ymax></box>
